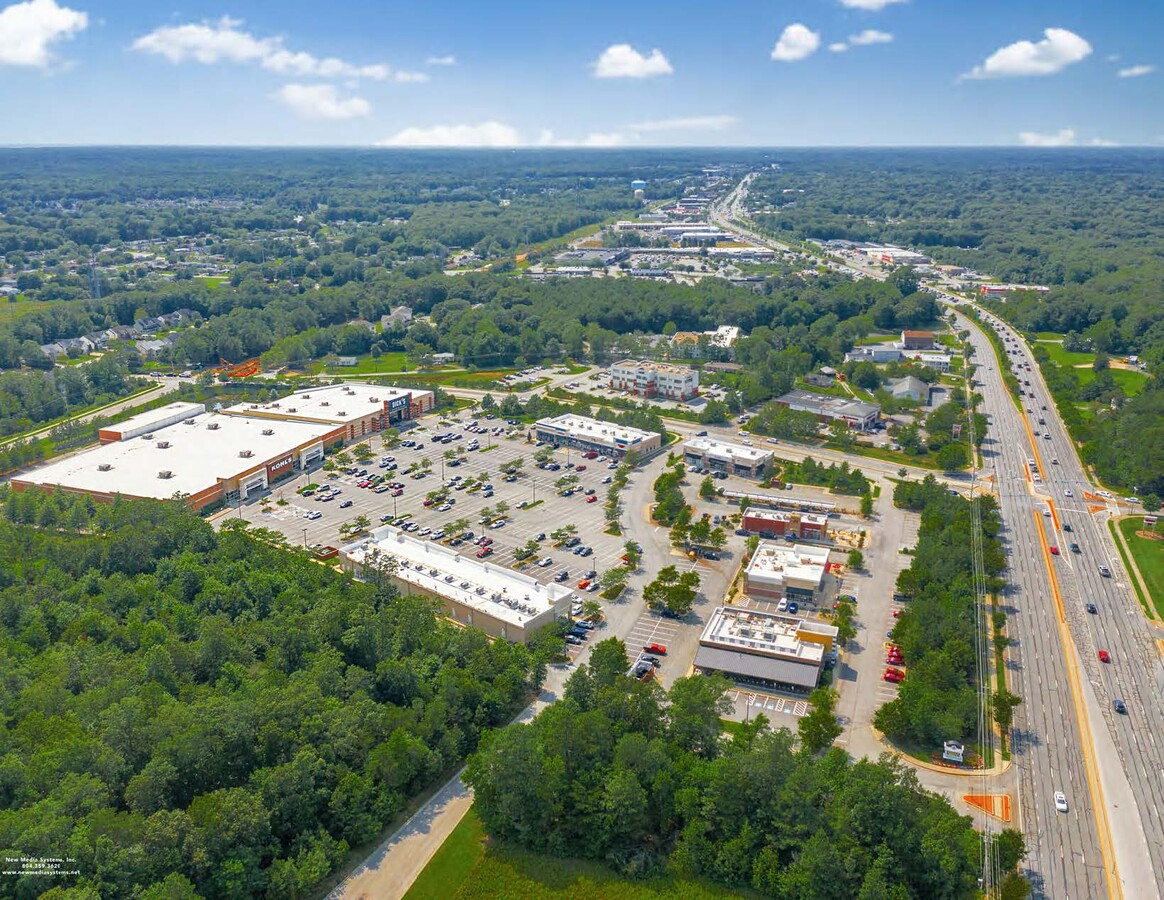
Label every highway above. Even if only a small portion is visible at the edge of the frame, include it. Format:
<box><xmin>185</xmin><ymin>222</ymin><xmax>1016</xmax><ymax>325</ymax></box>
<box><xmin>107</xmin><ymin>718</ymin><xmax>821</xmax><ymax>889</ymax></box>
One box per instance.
<box><xmin>712</xmin><ymin>172</ymin><xmax>1163</xmax><ymax>897</ymax></box>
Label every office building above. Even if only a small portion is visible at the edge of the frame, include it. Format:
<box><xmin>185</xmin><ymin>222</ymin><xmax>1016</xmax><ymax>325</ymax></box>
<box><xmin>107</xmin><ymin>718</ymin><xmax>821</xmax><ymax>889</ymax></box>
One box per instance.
<box><xmin>741</xmin><ymin>508</ymin><xmax>829</xmax><ymax>541</ymax></box>
<box><xmin>343</xmin><ymin>528</ymin><xmax>572</xmax><ymax>643</ymax></box>
<box><xmin>683</xmin><ymin>437</ymin><xmax>772</xmax><ymax>479</ymax></box>
<box><xmin>900</xmin><ymin>330</ymin><xmax>936</xmax><ymax>351</ymax></box>
<box><xmin>693</xmin><ymin>606</ymin><xmax>839</xmax><ymax>693</ymax></box>
<box><xmin>610</xmin><ymin>360</ymin><xmax>699</xmax><ymax>400</ymax></box>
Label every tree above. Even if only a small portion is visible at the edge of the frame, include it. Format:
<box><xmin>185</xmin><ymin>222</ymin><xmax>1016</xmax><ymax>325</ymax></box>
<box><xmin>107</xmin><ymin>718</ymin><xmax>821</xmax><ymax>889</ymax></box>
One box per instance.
<box><xmin>798</xmin><ymin>687</ymin><xmax>842</xmax><ymax>754</ymax></box>
<box><xmin>581</xmin><ymin>599</ymin><xmax>603</xmax><ymax>622</ymax></box>
<box><xmin>622</xmin><ymin>540</ymin><xmax>641</xmax><ymax>568</ymax></box>
<box><xmin>860</xmin><ymin>492</ymin><xmax>874</xmax><ymax>517</ymax></box>
<box><xmin>601</xmin><ymin>566</ymin><xmax>630</xmax><ymax>592</ymax></box>
<box><xmin>589</xmin><ymin>637</ymin><xmax>630</xmax><ymax>687</ymax></box>
<box><xmin>993</xmin><ymin>689</ymin><xmax>1022</xmax><ymax>735</ymax></box>
<box><xmin>480</xmin><ymin>393</ymin><xmax>496</xmax><ymax>410</ymax></box>
<box><xmin>698</xmin><ymin>476</ymin><xmax>716</xmax><ymax>500</ymax></box>
<box><xmin>834</xmin><ymin>599</ymin><xmax>857</xmax><ymax>647</ymax></box>
<box><xmin>995</xmin><ymin>828</ymin><xmax>1027</xmax><ymax>874</ymax></box>
<box><xmin>847</xmin><ymin>549</ymin><xmax>865</xmax><ymax>570</ymax></box>
<box><xmin>937</xmin><ymin>442</ymin><xmax>968</xmax><ymax>472</ymax></box>
<box><xmin>828</xmin><ymin>419</ymin><xmax>856</xmax><ymax>449</ymax></box>
<box><xmin>666</xmin><ymin>674</ymin><xmax>733</xmax><ymax>756</ymax></box>
<box><xmin>644</xmin><ymin>565</ymin><xmax>699</xmax><ymax>617</ymax></box>
<box><xmin>1142</xmin><ymin>494</ymin><xmax>1161</xmax><ymax>513</ymax></box>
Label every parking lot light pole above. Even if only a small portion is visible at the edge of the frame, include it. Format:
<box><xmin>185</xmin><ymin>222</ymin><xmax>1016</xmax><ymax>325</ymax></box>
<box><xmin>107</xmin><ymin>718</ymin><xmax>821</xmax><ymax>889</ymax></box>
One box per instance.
<box><xmin>302</xmin><ymin>528</ymin><xmax>307</xmax><ymax>548</ymax></box>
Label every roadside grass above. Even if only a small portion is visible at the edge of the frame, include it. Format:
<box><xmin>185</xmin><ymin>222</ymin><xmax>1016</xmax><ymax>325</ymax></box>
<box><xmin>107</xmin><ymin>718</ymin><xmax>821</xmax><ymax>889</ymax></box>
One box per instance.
<box><xmin>1114</xmin><ymin>517</ymin><xmax>1164</xmax><ymax>619</ymax></box>
<box><xmin>406</xmin><ymin>808</ymin><xmax>750</xmax><ymax>900</ymax></box>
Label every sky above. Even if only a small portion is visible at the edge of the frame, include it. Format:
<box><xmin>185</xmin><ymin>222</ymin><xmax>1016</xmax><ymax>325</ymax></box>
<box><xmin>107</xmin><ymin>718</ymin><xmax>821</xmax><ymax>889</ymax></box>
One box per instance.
<box><xmin>0</xmin><ymin>0</ymin><xmax>1160</xmax><ymax>147</ymax></box>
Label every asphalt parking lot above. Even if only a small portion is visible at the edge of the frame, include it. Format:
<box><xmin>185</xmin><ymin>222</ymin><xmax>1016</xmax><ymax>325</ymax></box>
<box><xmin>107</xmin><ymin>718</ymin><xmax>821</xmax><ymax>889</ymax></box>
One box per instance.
<box><xmin>245</xmin><ymin>413</ymin><xmax>631</xmax><ymax>587</ymax></box>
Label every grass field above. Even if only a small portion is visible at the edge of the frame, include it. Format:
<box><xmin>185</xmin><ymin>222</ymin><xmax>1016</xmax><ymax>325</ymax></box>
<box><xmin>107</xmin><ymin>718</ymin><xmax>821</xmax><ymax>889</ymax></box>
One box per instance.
<box><xmin>1035</xmin><ymin>337</ymin><xmax>1149</xmax><ymax>395</ymax></box>
<box><xmin>1116</xmin><ymin>517</ymin><xmax>1164</xmax><ymax>619</ymax></box>
<box><xmin>194</xmin><ymin>275</ymin><xmax>229</xmax><ymax>288</ymax></box>
<box><xmin>404</xmin><ymin>808</ymin><xmax>748</xmax><ymax>900</ymax></box>
<box><xmin>321</xmin><ymin>352</ymin><xmax>409</xmax><ymax>375</ymax></box>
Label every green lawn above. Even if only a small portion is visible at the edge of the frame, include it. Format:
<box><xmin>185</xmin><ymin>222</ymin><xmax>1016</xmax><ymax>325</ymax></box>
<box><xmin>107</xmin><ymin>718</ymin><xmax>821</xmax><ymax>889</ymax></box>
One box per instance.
<box><xmin>321</xmin><ymin>352</ymin><xmax>409</xmax><ymax>375</ymax></box>
<box><xmin>1035</xmin><ymin>339</ymin><xmax>1095</xmax><ymax>369</ymax></box>
<box><xmin>194</xmin><ymin>274</ymin><xmax>229</xmax><ymax>288</ymax></box>
<box><xmin>1116</xmin><ymin>517</ymin><xmax>1164</xmax><ymax>619</ymax></box>
<box><xmin>405</xmin><ymin>808</ymin><xmax>748</xmax><ymax>900</ymax></box>
<box><xmin>1034</xmin><ymin>339</ymin><xmax>1149</xmax><ymax>396</ymax></box>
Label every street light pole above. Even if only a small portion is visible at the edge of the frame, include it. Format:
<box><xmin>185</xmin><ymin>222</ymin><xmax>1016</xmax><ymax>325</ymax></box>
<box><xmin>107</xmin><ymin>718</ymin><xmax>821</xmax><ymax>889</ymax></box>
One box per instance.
<box><xmin>302</xmin><ymin>528</ymin><xmax>308</xmax><ymax>548</ymax></box>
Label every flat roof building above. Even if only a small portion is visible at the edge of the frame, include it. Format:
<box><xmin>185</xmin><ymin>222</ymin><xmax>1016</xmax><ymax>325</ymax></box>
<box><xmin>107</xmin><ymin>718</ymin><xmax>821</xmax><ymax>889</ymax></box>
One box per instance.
<box><xmin>741</xmin><ymin>507</ymin><xmax>829</xmax><ymax>541</ymax></box>
<box><xmin>683</xmin><ymin>437</ymin><xmax>772</xmax><ymax>479</ymax></box>
<box><xmin>98</xmin><ymin>401</ymin><xmax>207</xmax><ymax>443</ymax></box>
<box><xmin>744</xmin><ymin>542</ymin><xmax>831</xmax><ymax>603</ymax></box>
<box><xmin>343</xmin><ymin>527</ymin><xmax>572</xmax><ymax>643</ymax></box>
<box><xmin>224</xmin><ymin>382</ymin><xmax>433</xmax><ymax>440</ymax></box>
<box><xmin>15</xmin><ymin>409</ymin><xmax>341</xmax><ymax>510</ymax></box>
<box><xmin>909</xmin><ymin>351</ymin><xmax>951</xmax><ymax>373</ymax></box>
<box><xmin>693</xmin><ymin>606</ymin><xmax>838</xmax><ymax>693</ymax></box>
<box><xmin>534</xmin><ymin>414</ymin><xmax>662</xmax><ymax>460</ymax></box>
<box><xmin>610</xmin><ymin>360</ymin><xmax>699</xmax><ymax>401</ymax></box>
<box><xmin>775</xmin><ymin>390</ymin><xmax>881</xmax><ymax>431</ymax></box>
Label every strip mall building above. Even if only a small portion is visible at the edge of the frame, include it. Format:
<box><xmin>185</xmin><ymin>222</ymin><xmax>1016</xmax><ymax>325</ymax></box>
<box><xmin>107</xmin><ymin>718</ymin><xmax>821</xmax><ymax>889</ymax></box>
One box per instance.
<box><xmin>14</xmin><ymin>383</ymin><xmax>433</xmax><ymax>511</ymax></box>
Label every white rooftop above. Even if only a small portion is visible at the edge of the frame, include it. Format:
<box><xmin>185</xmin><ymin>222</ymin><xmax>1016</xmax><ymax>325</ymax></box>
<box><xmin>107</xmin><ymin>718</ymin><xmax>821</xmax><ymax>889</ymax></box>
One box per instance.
<box><xmin>19</xmin><ymin>411</ymin><xmax>332</xmax><ymax>500</ymax></box>
<box><xmin>744</xmin><ymin>507</ymin><xmax>829</xmax><ymax>527</ymax></box>
<box><xmin>700</xmin><ymin>606</ymin><xmax>824</xmax><ymax>664</ymax></box>
<box><xmin>107</xmin><ymin>401</ymin><xmax>205</xmax><ymax>437</ymax></box>
<box><xmin>536</xmin><ymin>414</ymin><xmax>656</xmax><ymax>447</ymax></box>
<box><xmin>226</xmin><ymin>382</ymin><xmax>428</xmax><ymax>425</ymax></box>
<box><xmin>684</xmin><ymin>436</ymin><xmax>771</xmax><ymax>464</ymax></box>
<box><xmin>746</xmin><ymin>542</ymin><xmax>830</xmax><ymax>587</ymax></box>
<box><xmin>345</xmin><ymin>528</ymin><xmax>572</xmax><ymax>628</ymax></box>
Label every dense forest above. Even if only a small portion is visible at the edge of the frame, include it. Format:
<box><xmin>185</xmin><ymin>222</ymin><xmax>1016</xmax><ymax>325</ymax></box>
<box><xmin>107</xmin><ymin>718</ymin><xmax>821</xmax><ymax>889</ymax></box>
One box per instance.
<box><xmin>465</xmin><ymin>637</ymin><xmax>1019</xmax><ymax>899</ymax></box>
<box><xmin>875</xmin><ymin>477</ymin><xmax>1008</xmax><ymax>747</ymax></box>
<box><xmin>0</xmin><ymin>489</ymin><xmax>554</xmax><ymax>899</ymax></box>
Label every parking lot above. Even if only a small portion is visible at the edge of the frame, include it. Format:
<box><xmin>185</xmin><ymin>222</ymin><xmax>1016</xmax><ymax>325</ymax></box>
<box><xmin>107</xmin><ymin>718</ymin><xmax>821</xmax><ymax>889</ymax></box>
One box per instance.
<box><xmin>243</xmin><ymin>413</ymin><xmax>633</xmax><ymax>590</ymax></box>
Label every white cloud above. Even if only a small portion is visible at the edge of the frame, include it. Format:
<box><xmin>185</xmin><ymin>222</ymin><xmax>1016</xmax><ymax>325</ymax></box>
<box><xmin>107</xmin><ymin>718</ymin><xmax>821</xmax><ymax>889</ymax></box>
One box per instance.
<box><xmin>771</xmin><ymin>24</ymin><xmax>820</xmax><ymax>62</ymax></box>
<box><xmin>426</xmin><ymin>54</ymin><xmax>456</xmax><ymax>66</ymax></box>
<box><xmin>592</xmin><ymin>43</ymin><xmax>673</xmax><ymax>78</ymax></box>
<box><xmin>0</xmin><ymin>0</ymin><xmax>87</xmax><ymax>68</ymax></box>
<box><xmin>850</xmin><ymin>29</ymin><xmax>893</xmax><ymax>46</ymax></box>
<box><xmin>580</xmin><ymin>131</ymin><xmax>625</xmax><ymax>147</ymax></box>
<box><xmin>392</xmin><ymin>70</ymin><xmax>430</xmax><ymax>83</ymax></box>
<box><xmin>840</xmin><ymin>0</ymin><xmax>907</xmax><ymax>9</ymax></box>
<box><xmin>134</xmin><ymin>16</ymin><xmax>390</xmax><ymax>80</ymax></box>
<box><xmin>378</xmin><ymin>121</ymin><xmax>522</xmax><ymax>147</ymax></box>
<box><xmin>963</xmin><ymin>27</ymin><xmax>1092</xmax><ymax>80</ymax></box>
<box><xmin>1018</xmin><ymin>128</ymin><xmax>1076</xmax><ymax>146</ymax></box>
<box><xmin>828</xmin><ymin>42</ymin><xmax>848</xmax><ymax>53</ymax></box>
<box><xmin>632</xmin><ymin>115</ymin><xmax>738</xmax><ymax>132</ymax></box>
<box><xmin>1117</xmin><ymin>64</ymin><xmax>1155</xmax><ymax>78</ymax></box>
<box><xmin>1106</xmin><ymin>53</ymin><xmax>1121</xmax><ymax>63</ymax></box>
<box><xmin>274</xmin><ymin>83</ymin><xmax>370</xmax><ymax>120</ymax></box>
<box><xmin>1087</xmin><ymin>137</ymin><xmax>1119</xmax><ymax>147</ymax></box>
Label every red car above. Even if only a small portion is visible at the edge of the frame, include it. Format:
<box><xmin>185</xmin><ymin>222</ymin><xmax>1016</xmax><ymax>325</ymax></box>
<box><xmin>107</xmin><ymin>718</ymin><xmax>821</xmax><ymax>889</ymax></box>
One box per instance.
<box><xmin>586</xmin><ymin>495</ymin><xmax>598</xmax><ymax>503</ymax></box>
<box><xmin>357</xmin><ymin>480</ymin><xmax>371</xmax><ymax>488</ymax></box>
<box><xmin>892</xmin><ymin>609</ymin><xmax>902</xmax><ymax>618</ymax></box>
<box><xmin>576</xmin><ymin>465</ymin><xmax>587</xmax><ymax>471</ymax></box>
<box><xmin>643</xmin><ymin>643</ymin><xmax>667</xmax><ymax>655</ymax></box>
<box><xmin>1098</xmin><ymin>650</ymin><xmax>1111</xmax><ymax>663</ymax></box>
<box><xmin>577</xmin><ymin>580</ymin><xmax>591</xmax><ymax>589</ymax></box>
<box><xmin>476</xmin><ymin>548</ymin><xmax>493</xmax><ymax>559</ymax></box>
<box><xmin>423</xmin><ymin>498</ymin><xmax>435</xmax><ymax>507</ymax></box>
<box><xmin>883</xmin><ymin>668</ymin><xmax>904</xmax><ymax>683</ymax></box>
<box><xmin>391</xmin><ymin>488</ymin><xmax>404</xmax><ymax>497</ymax></box>
<box><xmin>1050</xmin><ymin>545</ymin><xmax>1060</xmax><ymax>556</ymax></box>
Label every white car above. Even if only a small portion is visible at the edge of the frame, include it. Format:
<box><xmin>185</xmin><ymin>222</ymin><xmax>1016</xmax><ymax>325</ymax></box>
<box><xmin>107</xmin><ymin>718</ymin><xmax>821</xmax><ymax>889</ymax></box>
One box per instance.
<box><xmin>538</xmin><ymin>557</ymin><xmax>553</xmax><ymax>567</ymax></box>
<box><xmin>1064</xmin><ymin>489</ymin><xmax>1074</xmax><ymax>497</ymax></box>
<box><xmin>1054</xmin><ymin>791</ymin><xmax>1068</xmax><ymax>813</ymax></box>
<box><xmin>777</xmin><ymin>598</ymin><xmax>789</xmax><ymax>611</ymax></box>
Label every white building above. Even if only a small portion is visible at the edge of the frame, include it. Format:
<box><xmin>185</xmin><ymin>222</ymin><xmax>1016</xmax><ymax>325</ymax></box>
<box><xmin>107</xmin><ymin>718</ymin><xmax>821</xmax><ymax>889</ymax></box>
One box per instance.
<box><xmin>683</xmin><ymin>437</ymin><xmax>772</xmax><ymax>479</ymax></box>
<box><xmin>910</xmin><ymin>351</ymin><xmax>951</xmax><ymax>373</ymax></box>
<box><xmin>743</xmin><ymin>542</ymin><xmax>831</xmax><ymax>604</ymax></box>
<box><xmin>610</xmin><ymin>360</ymin><xmax>699</xmax><ymax>401</ymax></box>
<box><xmin>534</xmin><ymin>414</ymin><xmax>662</xmax><ymax>459</ymax></box>
<box><xmin>693</xmin><ymin>606</ymin><xmax>839</xmax><ymax>693</ymax></box>
<box><xmin>343</xmin><ymin>527</ymin><xmax>572</xmax><ymax>643</ymax></box>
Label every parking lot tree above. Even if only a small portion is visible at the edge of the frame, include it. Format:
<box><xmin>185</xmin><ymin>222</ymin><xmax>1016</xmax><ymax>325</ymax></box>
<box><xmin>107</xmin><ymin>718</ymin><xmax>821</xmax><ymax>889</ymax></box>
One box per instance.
<box><xmin>707</xmin><ymin>526</ymin><xmax>727</xmax><ymax>551</ymax></box>
<box><xmin>847</xmin><ymin>549</ymin><xmax>865</xmax><ymax>570</ymax></box>
<box><xmin>581</xmin><ymin>599</ymin><xmax>604</xmax><ymax>622</ymax></box>
<box><xmin>534</xmin><ymin>447</ymin><xmax>555</xmax><ymax>464</ymax></box>
<box><xmin>601</xmin><ymin>566</ymin><xmax>630</xmax><ymax>592</ymax></box>
<box><xmin>798</xmin><ymin>687</ymin><xmax>843</xmax><ymax>754</ymax></box>
<box><xmin>443</xmin><ymin>448</ymin><xmax>458</xmax><ymax>461</ymax></box>
<box><xmin>834</xmin><ymin>599</ymin><xmax>857</xmax><ymax>647</ymax></box>
<box><xmin>501</xmin><ymin>456</ymin><xmax>525</xmax><ymax>475</ymax></box>
<box><xmin>698</xmin><ymin>476</ymin><xmax>716</xmax><ymax>500</ymax></box>
<box><xmin>334</xmin><ymin>451</ymin><xmax>352</xmax><ymax>466</ymax></box>
<box><xmin>551</xmin><ymin>524</ymin><xmax>577</xmax><ymax>543</ymax></box>
<box><xmin>352</xmin><ymin>443</ymin><xmax>374</xmax><ymax>461</ymax></box>
<box><xmin>860</xmin><ymin>491</ymin><xmax>874</xmax><ymax>517</ymax></box>
<box><xmin>522</xmin><ymin>538</ymin><xmax>541</xmax><ymax>555</ymax></box>
<box><xmin>479</xmin><ymin>505</ymin><xmax>494</xmax><ymax>521</ymax></box>
<box><xmin>449</xmin><ymin>517</ymin><xmax>471</xmax><ymax>537</ymax></box>
<box><xmin>493</xmin><ymin>500</ymin><xmax>510</xmax><ymax>517</ymax></box>
<box><xmin>622</xmin><ymin>540</ymin><xmax>642</xmax><ymax>568</ymax></box>
<box><xmin>588</xmin><ymin>637</ymin><xmax>631</xmax><ymax>688</ymax></box>
<box><xmin>644</xmin><ymin>565</ymin><xmax>699</xmax><ymax>617</ymax></box>
<box><xmin>687</xmin><ymin>515</ymin><xmax>711</xmax><ymax>548</ymax></box>
<box><xmin>419</xmin><ymin>457</ymin><xmax>432</xmax><ymax>473</ymax></box>
<box><xmin>480</xmin><ymin>393</ymin><xmax>496</xmax><ymax>411</ymax></box>
<box><xmin>554</xmin><ymin>474</ymin><xmax>579</xmax><ymax>489</ymax></box>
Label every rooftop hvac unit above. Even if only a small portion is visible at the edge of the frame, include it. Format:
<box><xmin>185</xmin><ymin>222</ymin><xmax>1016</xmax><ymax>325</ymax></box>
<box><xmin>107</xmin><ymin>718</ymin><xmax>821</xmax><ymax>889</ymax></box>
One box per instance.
<box><xmin>271</xmin><ymin>403</ymin><xmax>280</xmax><ymax>408</ymax></box>
<box><xmin>302</xmin><ymin>393</ymin><xmax>310</xmax><ymax>399</ymax></box>
<box><xmin>261</xmin><ymin>428</ymin><xmax>274</xmax><ymax>436</ymax></box>
<box><xmin>287</xmin><ymin>408</ymin><xmax>297</xmax><ymax>413</ymax></box>
<box><xmin>206</xmin><ymin>422</ymin><xmax>220</xmax><ymax>430</ymax></box>
<box><xmin>320</xmin><ymin>401</ymin><xmax>330</xmax><ymax>406</ymax></box>
<box><xmin>239</xmin><ymin>449</ymin><xmax>253</xmax><ymax>458</ymax></box>
<box><xmin>158</xmin><ymin>470</ymin><xmax>173</xmax><ymax>479</ymax></box>
<box><xmin>370</xmin><ymin>397</ymin><xmax>378</xmax><ymax>402</ymax></box>
<box><xmin>337</xmin><ymin>411</ymin><xmax>347</xmax><ymax>416</ymax></box>
<box><xmin>183</xmin><ymin>418</ymin><xmax>196</xmax><ymax>425</ymax></box>
<box><xmin>460</xmin><ymin>581</ymin><xmax>470</xmax><ymax>589</ymax></box>
<box><xmin>156</xmin><ymin>441</ymin><xmax>170</xmax><ymax>449</ymax></box>
<box><xmin>97</xmin><ymin>463</ymin><xmax>112</xmax><ymax>471</ymax></box>
<box><xmin>142</xmin><ymin>433</ymin><xmax>154</xmax><ymax>440</ymax></box>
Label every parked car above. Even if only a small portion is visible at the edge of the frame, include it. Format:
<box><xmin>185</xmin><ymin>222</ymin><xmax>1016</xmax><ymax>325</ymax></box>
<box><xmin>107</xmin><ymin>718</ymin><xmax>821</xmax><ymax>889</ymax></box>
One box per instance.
<box><xmin>643</xmin><ymin>643</ymin><xmax>667</xmax><ymax>655</ymax></box>
<box><xmin>883</xmin><ymin>668</ymin><xmax>904</xmax><ymax>684</ymax></box>
<box><xmin>339</xmin><ymin>500</ymin><xmax>353</xmax><ymax>509</ymax></box>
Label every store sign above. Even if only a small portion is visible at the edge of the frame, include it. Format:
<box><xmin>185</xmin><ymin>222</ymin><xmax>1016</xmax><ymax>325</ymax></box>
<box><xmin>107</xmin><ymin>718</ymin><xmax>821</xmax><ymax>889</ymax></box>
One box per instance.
<box><xmin>388</xmin><ymin>395</ymin><xmax>410</xmax><ymax>411</ymax></box>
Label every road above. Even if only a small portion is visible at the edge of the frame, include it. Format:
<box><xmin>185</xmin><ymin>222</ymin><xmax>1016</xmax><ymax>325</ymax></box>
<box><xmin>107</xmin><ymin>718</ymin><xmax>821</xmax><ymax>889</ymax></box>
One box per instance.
<box><xmin>713</xmin><ymin>172</ymin><xmax>1162</xmax><ymax>897</ymax></box>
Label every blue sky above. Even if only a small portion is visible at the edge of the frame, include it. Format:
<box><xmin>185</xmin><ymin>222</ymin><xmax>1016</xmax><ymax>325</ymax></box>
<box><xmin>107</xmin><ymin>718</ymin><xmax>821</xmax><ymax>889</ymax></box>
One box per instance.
<box><xmin>0</xmin><ymin>0</ymin><xmax>1159</xmax><ymax>146</ymax></box>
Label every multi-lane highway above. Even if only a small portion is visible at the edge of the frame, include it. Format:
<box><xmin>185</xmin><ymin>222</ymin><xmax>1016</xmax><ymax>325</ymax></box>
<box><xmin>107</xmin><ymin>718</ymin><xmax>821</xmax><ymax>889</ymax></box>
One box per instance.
<box><xmin>711</xmin><ymin>173</ymin><xmax>1163</xmax><ymax>897</ymax></box>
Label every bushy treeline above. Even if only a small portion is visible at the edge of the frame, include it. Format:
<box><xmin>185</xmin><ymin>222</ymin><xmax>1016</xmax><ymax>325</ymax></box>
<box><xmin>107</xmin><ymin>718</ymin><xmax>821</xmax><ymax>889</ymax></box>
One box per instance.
<box><xmin>0</xmin><ymin>489</ymin><xmax>549</xmax><ymax>899</ymax></box>
<box><xmin>779</xmin><ymin>457</ymin><xmax>871</xmax><ymax>495</ymax></box>
<box><xmin>875</xmin><ymin>477</ymin><xmax>1007</xmax><ymax>747</ymax></box>
<box><xmin>0</xmin><ymin>355</ymin><xmax>139</xmax><ymax>438</ymax></box>
<box><xmin>466</xmin><ymin>638</ymin><xmax>985</xmax><ymax>898</ymax></box>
